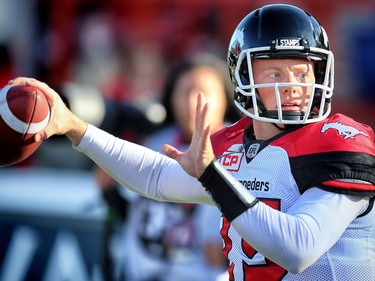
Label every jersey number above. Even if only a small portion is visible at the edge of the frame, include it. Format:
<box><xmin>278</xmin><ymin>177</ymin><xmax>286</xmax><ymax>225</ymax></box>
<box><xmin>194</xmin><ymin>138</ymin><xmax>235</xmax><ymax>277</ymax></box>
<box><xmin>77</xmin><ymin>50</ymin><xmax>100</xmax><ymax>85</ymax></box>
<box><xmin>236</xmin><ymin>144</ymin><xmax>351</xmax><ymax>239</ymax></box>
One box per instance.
<box><xmin>223</xmin><ymin>198</ymin><xmax>287</xmax><ymax>281</ymax></box>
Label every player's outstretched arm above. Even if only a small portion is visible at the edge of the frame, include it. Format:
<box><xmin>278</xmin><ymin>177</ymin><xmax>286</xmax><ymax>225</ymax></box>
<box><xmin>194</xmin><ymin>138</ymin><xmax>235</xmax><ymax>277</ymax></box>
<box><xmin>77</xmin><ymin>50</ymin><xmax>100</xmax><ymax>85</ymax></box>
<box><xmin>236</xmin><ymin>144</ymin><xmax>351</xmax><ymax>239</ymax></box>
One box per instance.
<box><xmin>162</xmin><ymin>92</ymin><xmax>215</xmax><ymax>178</ymax></box>
<box><xmin>8</xmin><ymin>77</ymin><xmax>87</xmax><ymax>146</ymax></box>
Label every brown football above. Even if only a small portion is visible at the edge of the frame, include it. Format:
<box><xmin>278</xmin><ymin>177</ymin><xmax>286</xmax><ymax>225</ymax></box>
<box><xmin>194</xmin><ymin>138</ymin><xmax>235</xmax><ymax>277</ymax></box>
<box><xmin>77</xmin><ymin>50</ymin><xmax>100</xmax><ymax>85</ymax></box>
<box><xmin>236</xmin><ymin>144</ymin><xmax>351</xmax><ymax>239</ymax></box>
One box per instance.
<box><xmin>0</xmin><ymin>84</ymin><xmax>50</xmax><ymax>167</ymax></box>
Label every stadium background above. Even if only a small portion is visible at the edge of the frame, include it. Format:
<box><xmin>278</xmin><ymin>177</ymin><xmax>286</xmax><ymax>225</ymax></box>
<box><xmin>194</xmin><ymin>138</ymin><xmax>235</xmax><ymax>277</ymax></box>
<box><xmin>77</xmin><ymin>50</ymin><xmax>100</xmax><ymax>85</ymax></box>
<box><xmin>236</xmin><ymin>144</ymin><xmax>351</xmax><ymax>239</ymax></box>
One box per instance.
<box><xmin>0</xmin><ymin>0</ymin><xmax>374</xmax><ymax>280</ymax></box>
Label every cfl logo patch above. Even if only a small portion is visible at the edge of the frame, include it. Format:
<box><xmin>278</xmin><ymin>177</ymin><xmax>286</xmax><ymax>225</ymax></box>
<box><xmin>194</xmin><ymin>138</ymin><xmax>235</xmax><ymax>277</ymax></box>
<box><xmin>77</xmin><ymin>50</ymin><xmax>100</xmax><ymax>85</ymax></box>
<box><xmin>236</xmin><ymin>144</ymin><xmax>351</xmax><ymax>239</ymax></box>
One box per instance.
<box><xmin>246</xmin><ymin>143</ymin><xmax>260</xmax><ymax>159</ymax></box>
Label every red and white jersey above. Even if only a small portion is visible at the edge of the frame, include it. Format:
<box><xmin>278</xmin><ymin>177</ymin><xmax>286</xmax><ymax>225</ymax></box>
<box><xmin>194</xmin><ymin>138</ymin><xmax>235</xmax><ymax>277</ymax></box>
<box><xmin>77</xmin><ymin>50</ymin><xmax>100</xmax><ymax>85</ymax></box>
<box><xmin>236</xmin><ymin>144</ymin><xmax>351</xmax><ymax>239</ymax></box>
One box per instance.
<box><xmin>76</xmin><ymin>113</ymin><xmax>375</xmax><ymax>281</ymax></box>
<box><xmin>211</xmin><ymin>113</ymin><xmax>375</xmax><ymax>281</ymax></box>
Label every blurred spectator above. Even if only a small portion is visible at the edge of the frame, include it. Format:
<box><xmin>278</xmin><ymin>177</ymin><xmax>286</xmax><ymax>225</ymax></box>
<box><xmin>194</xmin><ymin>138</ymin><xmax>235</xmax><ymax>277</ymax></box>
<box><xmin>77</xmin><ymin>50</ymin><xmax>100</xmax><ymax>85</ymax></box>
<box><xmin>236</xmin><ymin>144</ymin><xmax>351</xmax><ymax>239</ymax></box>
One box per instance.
<box><xmin>72</xmin><ymin>11</ymin><xmax>122</xmax><ymax>91</ymax></box>
<box><xmin>95</xmin><ymin>53</ymin><xmax>240</xmax><ymax>281</ymax></box>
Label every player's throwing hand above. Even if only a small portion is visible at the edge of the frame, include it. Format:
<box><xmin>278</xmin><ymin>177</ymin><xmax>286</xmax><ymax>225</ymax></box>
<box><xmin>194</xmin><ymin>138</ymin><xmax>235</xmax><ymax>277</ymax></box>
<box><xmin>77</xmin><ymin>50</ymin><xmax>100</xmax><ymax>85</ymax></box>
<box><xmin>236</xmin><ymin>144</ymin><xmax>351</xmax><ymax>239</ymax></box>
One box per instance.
<box><xmin>162</xmin><ymin>92</ymin><xmax>215</xmax><ymax>178</ymax></box>
<box><xmin>8</xmin><ymin>77</ymin><xmax>88</xmax><ymax>146</ymax></box>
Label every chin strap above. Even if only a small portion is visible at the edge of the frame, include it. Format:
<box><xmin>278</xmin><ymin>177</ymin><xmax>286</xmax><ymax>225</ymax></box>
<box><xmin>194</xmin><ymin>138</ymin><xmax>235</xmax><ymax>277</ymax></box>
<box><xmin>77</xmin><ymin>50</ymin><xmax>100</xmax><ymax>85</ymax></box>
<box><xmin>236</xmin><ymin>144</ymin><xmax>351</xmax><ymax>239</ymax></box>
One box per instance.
<box><xmin>239</xmin><ymin>89</ymin><xmax>318</xmax><ymax>130</ymax></box>
<box><xmin>263</xmin><ymin>110</ymin><xmax>306</xmax><ymax>131</ymax></box>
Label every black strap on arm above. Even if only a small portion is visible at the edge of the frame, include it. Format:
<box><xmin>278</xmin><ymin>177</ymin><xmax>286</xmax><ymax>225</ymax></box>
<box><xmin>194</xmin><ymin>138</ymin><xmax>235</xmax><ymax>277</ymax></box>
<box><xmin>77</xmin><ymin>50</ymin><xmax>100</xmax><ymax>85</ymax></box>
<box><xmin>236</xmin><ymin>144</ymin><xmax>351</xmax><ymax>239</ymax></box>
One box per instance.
<box><xmin>198</xmin><ymin>158</ymin><xmax>258</xmax><ymax>222</ymax></box>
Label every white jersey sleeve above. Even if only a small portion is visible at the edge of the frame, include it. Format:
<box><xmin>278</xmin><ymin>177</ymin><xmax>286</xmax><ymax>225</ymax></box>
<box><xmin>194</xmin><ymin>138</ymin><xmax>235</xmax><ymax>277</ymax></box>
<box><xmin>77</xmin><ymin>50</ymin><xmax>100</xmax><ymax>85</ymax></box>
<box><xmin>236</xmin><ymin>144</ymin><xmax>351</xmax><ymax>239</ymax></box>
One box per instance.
<box><xmin>75</xmin><ymin>124</ymin><xmax>212</xmax><ymax>204</ymax></box>
<box><xmin>231</xmin><ymin>187</ymin><xmax>370</xmax><ymax>273</ymax></box>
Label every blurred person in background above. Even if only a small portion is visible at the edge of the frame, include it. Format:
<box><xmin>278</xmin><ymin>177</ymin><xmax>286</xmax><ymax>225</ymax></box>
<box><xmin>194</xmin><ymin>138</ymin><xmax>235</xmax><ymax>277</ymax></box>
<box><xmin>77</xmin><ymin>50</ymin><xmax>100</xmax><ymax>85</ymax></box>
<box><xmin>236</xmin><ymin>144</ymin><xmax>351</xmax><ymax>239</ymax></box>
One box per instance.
<box><xmin>95</xmin><ymin>53</ymin><xmax>239</xmax><ymax>281</ymax></box>
<box><xmin>122</xmin><ymin>53</ymin><xmax>239</xmax><ymax>281</ymax></box>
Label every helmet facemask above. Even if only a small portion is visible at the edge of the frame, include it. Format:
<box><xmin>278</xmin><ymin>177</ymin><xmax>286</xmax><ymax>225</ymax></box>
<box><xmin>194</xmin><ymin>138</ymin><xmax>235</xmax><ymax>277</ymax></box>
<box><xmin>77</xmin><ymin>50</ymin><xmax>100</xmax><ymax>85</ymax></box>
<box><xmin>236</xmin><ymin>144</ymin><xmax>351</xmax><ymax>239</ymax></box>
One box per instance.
<box><xmin>234</xmin><ymin>45</ymin><xmax>334</xmax><ymax>125</ymax></box>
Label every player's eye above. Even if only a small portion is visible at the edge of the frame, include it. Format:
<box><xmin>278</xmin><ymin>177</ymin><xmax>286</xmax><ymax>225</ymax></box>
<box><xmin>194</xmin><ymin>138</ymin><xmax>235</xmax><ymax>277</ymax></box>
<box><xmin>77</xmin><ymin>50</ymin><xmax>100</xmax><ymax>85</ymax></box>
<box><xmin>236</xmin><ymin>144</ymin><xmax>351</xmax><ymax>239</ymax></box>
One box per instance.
<box><xmin>270</xmin><ymin>72</ymin><xmax>282</xmax><ymax>79</ymax></box>
<box><xmin>297</xmin><ymin>72</ymin><xmax>307</xmax><ymax>79</ymax></box>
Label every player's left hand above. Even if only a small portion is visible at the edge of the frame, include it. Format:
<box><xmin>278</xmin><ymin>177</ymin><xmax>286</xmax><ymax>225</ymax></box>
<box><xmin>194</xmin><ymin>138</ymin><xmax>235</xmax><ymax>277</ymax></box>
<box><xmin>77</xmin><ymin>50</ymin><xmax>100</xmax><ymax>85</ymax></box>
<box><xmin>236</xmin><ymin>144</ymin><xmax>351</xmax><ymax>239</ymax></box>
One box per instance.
<box><xmin>162</xmin><ymin>92</ymin><xmax>215</xmax><ymax>178</ymax></box>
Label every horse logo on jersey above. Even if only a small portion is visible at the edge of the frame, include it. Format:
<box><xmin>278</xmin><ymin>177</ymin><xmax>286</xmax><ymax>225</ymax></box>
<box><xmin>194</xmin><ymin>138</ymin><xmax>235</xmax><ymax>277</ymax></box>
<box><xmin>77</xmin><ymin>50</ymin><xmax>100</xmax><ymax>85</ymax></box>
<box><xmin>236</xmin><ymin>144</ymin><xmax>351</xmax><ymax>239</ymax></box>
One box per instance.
<box><xmin>321</xmin><ymin>121</ymin><xmax>369</xmax><ymax>140</ymax></box>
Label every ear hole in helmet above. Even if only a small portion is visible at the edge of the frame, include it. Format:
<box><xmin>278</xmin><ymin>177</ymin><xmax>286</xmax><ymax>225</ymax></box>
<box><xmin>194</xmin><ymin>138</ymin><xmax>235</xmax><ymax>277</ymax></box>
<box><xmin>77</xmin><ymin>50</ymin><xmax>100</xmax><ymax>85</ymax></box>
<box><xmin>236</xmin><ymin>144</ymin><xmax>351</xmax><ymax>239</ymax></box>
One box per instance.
<box><xmin>235</xmin><ymin>89</ymin><xmax>249</xmax><ymax>103</ymax></box>
<box><xmin>235</xmin><ymin>89</ymin><xmax>253</xmax><ymax>110</ymax></box>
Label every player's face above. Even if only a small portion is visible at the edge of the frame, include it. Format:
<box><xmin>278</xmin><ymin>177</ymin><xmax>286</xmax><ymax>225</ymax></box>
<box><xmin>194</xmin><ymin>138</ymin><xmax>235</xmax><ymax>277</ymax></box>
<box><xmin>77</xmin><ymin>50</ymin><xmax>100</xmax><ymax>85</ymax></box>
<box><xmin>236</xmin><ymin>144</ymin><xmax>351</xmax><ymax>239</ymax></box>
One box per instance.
<box><xmin>252</xmin><ymin>58</ymin><xmax>315</xmax><ymax>114</ymax></box>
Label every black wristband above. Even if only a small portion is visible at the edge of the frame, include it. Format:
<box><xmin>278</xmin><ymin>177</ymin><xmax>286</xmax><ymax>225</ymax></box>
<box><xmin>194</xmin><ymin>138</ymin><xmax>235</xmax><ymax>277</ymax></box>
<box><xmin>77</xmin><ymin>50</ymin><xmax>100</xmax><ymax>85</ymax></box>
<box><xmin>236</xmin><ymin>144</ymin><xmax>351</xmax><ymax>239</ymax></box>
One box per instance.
<box><xmin>198</xmin><ymin>159</ymin><xmax>258</xmax><ymax>222</ymax></box>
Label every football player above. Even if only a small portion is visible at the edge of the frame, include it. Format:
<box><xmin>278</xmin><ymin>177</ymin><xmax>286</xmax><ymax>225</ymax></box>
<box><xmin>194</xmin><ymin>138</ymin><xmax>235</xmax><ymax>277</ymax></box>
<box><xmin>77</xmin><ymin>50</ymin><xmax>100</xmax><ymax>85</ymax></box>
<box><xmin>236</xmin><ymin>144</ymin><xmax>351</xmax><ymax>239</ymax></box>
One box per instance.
<box><xmin>10</xmin><ymin>4</ymin><xmax>375</xmax><ymax>280</ymax></box>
